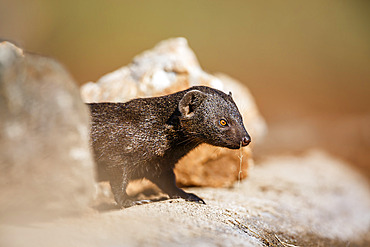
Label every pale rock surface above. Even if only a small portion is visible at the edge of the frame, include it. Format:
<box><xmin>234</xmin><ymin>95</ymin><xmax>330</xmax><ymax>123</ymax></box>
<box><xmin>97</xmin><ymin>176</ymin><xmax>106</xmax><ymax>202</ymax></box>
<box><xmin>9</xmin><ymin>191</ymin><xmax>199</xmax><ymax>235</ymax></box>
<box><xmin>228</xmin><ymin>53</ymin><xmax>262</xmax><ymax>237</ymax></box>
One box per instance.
<box><xmin>0</xmin><ymin>42</ymin><xmax>95</xmax><ymax>222</ymax></box>
<box><xmin>1</xmin><ymin>151</ymin><xmax>369</xmax><ymax>246</ymax></box>
<box><xmin>81</xmin><ymin>37</ymin><xmax>267</xmax><ymax>187</ymax></box>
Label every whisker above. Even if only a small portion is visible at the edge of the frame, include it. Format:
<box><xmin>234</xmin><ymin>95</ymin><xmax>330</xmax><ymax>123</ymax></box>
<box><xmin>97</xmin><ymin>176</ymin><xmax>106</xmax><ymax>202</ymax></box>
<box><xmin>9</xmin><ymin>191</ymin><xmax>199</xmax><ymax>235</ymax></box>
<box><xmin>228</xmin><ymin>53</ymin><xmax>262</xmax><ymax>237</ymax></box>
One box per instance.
<box><xmin>177</xmin><ymin>137</ymin><xmax>198</xmax><ymax>146</ymax></box>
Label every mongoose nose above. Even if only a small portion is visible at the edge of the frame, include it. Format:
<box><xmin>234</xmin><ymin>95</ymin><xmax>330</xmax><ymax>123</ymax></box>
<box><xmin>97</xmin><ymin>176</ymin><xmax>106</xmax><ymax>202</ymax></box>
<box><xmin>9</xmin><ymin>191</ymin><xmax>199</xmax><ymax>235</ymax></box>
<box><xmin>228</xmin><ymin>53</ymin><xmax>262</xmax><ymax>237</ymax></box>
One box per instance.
<box><xmin>241</xmin><ymin>136</ymin><xmax>251</xmax><ymax>147</ymax></box>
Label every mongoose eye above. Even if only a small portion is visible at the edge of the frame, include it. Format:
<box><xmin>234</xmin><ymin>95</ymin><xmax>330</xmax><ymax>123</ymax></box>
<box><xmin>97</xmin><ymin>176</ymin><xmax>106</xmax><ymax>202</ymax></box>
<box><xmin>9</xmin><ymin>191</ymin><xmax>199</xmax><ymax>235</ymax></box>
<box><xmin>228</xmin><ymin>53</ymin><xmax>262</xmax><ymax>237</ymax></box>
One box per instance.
<box><xmin>219</xmin><ymin>119</ymin><xmax>228</xmax><ymax>127</ymax></box>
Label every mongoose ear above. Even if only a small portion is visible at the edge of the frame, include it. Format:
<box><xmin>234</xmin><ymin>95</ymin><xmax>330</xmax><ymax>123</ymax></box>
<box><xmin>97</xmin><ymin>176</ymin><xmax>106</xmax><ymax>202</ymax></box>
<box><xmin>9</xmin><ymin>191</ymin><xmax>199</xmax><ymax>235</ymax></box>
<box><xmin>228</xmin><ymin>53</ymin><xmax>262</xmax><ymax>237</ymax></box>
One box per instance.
<box><xmin>179</xmin><ymin>90</ymin><xmax>207</xmax><ymax>117</ymax></box>
<box><xmin>228</xmin><ymin>91</ymin><xmax>232</xmax><ymax>97</ymax></box>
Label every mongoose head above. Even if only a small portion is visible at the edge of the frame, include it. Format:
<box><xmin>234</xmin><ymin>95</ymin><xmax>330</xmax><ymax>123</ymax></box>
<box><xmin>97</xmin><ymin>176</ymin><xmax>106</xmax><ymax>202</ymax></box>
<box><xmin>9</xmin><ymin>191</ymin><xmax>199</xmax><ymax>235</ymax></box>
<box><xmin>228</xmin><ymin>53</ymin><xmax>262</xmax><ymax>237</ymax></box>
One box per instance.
<box><xmin>179</xmin><ymin>87</ymin><xmax>251</xmax><ymax>149</ymax></box>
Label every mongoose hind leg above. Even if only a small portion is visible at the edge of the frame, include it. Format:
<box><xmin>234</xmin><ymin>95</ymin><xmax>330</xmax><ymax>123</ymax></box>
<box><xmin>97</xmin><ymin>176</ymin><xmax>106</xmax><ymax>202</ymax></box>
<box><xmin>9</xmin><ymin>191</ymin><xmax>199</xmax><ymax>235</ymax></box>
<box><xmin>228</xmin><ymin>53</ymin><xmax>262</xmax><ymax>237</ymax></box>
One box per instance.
<box><xmin>107</xmin><ymin>167</ymin><xmax>135</xmax><ymax>208</ymax></box>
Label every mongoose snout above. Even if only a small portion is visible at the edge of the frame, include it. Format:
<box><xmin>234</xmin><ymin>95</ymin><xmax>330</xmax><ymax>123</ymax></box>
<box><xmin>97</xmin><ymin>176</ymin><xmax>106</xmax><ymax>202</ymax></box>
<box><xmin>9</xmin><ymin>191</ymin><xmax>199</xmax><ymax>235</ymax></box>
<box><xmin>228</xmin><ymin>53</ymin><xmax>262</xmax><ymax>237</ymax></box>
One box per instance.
<box><xmin>241</xmin><ymin>135</ymin><xmax>251</xmax><ymax>147</ymax></box>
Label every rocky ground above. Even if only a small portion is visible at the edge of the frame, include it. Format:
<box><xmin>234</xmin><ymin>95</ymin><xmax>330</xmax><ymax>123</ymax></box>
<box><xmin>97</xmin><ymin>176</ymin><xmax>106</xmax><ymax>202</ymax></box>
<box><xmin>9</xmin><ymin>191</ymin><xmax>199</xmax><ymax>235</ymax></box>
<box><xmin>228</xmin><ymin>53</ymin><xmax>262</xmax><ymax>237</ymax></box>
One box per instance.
<box><xmin>1</xmin><ymin>151</ymin><xmax>369</xmax><ymax>247</ymax></box>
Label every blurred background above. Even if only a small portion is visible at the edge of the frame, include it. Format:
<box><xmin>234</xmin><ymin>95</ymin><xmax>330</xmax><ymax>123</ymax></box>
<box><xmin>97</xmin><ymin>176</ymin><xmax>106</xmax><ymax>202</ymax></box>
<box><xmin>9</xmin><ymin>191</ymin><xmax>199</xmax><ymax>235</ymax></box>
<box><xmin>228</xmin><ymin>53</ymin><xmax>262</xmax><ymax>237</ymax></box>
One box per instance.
<box><xmin>1</xmin><ymin>0</ymin><xmax>369</xmax><ymax>178</ymax></box>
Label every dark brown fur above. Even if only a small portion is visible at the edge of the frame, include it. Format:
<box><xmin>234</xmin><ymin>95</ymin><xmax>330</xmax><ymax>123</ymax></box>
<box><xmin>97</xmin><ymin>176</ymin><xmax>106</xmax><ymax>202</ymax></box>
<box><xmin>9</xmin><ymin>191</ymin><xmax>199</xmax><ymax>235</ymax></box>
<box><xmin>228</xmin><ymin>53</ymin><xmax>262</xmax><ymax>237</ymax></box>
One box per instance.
<box><xmin>88</xmin><ymin>86</ymin><xmax>251</xmax><ymax>207</ymax></box>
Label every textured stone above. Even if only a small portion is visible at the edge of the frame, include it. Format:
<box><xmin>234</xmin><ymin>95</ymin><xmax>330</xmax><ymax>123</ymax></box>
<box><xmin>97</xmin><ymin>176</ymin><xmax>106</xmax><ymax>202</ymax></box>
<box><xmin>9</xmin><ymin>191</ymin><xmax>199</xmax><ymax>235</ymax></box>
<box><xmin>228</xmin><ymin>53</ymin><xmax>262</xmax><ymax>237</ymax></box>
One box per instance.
<box><xmin>0</xmin><ymin>42</ymin><xmax>95</xmax><ymax>222</ymax></box>
<box><xmin>2</xmin><ymin>151</ymin><xmax>369</xmax><ymax>246</ymax></box>
<box><xmin>81</xmin><ymin>38</ymin><xmax>266</xmax><ymax>188</ymax></box>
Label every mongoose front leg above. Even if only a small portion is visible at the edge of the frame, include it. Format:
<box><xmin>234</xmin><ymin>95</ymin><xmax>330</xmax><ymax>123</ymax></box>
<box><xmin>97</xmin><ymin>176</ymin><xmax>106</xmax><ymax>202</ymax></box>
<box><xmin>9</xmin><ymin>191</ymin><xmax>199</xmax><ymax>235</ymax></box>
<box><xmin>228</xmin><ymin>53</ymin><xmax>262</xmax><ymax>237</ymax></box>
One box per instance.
<box><xmin>147</xmin><ymin>169</ymin><xmax>205</xmax><ymax>204</ymax></box>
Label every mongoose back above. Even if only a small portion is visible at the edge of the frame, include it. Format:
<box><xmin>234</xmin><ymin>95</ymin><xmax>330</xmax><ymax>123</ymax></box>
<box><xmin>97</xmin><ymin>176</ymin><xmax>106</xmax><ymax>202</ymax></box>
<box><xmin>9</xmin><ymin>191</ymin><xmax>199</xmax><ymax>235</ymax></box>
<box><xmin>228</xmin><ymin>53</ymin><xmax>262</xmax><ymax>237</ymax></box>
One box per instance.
<box><xmin>88</xmin><ymin>86</ymin><xmax>251</xmax><ymax>207</ymax></box>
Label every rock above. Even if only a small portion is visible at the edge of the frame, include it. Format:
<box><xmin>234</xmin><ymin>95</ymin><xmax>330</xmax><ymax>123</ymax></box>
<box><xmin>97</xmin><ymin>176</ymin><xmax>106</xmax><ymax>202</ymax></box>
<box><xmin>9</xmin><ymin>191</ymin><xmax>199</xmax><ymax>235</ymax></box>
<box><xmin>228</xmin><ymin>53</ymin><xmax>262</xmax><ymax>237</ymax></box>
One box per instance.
<box><xmin>1</xmin><ymin>151</ymin><xmax>369</xmax><ymax>246</ymax></box>
<box><xmin>0</xmin><ymin>42</ymin><xmax>95</xmax><ymax>222</ymax></box>
<box><xmin>81</xmin><ymin>37</ymin><xmax>267</xmax><ymax>188</ymax></box>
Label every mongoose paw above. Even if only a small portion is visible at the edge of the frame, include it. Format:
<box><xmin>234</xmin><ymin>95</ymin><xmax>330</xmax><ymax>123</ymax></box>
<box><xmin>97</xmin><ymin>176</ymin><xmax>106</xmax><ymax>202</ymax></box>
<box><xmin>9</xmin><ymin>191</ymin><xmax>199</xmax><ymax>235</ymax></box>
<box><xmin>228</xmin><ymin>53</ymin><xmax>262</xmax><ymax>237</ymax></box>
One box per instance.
<box><xmin>185</xmin><ymin>193</ymin><xmax>206</xmax><ymax>204</ymax></box>
<box><xmin>133</xmin><ymin>199</ymin><xmax>151</xmax><ymax>205</ymax></box>
<box><xmin>116</xmin><ymin>198</ymin><xmax>137</xmax><ymax>208</ymax></box>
